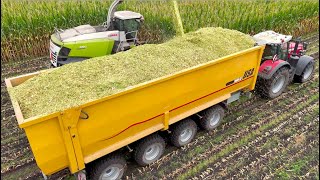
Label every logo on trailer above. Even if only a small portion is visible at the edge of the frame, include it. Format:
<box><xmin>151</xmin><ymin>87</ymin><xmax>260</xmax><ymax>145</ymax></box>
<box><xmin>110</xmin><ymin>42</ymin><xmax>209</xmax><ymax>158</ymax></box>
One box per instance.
<box><xmin>226</xmin><ymin>68</ymin><xmax>255</xmax><ymax>86</ymax></box>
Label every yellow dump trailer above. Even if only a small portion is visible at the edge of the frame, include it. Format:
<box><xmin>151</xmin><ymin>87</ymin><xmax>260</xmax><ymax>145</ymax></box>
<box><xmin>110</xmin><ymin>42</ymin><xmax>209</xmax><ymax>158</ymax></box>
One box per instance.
<box><xmin>5</xmin><ymin>45</ymin><xmax>264</xmax><ymax>179</ymax></box>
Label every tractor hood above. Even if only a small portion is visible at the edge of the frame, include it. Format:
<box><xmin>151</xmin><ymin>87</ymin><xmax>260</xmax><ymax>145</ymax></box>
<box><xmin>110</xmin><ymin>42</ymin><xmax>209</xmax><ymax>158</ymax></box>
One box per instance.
<box><xmin>53</xmin><ymin>25</ymin><xmax>120</xmax><ymax>43</ymax></box>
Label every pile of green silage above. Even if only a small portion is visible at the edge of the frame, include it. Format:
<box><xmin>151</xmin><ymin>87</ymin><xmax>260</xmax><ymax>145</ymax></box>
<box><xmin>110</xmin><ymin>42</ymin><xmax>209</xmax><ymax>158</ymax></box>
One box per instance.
<box><xmin>9</xmin><ymin>27</ymin><xmax>255</xmax><ymax>119</ymax></box>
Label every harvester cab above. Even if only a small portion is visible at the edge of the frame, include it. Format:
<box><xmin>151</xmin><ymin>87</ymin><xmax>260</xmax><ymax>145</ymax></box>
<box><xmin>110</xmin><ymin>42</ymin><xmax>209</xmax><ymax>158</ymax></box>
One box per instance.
<box><xmin>253</xmin><ymin>31</ymin><xmax>315</xmax><ymax>99</ymax></box>
<box><xmin>49</xmin><ymin>0</ymin><xmax>144</xmax><ymax>67</ymax></box>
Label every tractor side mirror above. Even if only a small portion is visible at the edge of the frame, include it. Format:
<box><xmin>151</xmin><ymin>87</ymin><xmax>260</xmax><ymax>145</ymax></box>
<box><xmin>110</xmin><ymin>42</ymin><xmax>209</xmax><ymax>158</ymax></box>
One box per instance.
<box><xmin>303</xmin><ymin>42</ymin><xmax>308</xmax><ymax>50</ymax></box>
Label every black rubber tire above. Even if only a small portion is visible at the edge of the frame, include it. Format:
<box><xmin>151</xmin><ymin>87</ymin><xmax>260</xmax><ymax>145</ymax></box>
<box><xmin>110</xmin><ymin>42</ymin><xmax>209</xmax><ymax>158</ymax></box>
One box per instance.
<box><xmin>256</xmin><ymin>67</ymin><xmax>290</xmax><ymax>99</ymax></box>
<box><xmin>294</xmin><ymin>62</ymin><xmax>315</xmax><ymax>83</ymax></box>
<box><xmin>199</xmin><ymin>105</ymin><xmax>225</xmax><ymax>131</ymax></box>
<box><xmin>87</xmin><ymin>154</ymin><xmax>127</xmax><ymax>180</ymax></box>
<box><xmin>170</xmin><ymin>118</ymin><xmax>197</xmax><ymax>147</ymax></box>
<box><xmin>134</xmin><ymin>134</ymin><xmax>165</xmax><ymax>166</ymax></box>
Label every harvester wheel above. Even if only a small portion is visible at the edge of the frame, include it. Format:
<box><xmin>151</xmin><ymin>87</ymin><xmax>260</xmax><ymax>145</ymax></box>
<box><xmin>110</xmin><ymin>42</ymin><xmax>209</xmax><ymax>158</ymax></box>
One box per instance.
<box><xmin>170</xmin><ymin>118</ymin><xmax>197</xmax><ymax>147</ymax></box>
<box><xmin>88</xmin><ymin>154</ymin><xmax>127</xmax><ymax>180</ymax></box>
<box><xmin>199</xmin><ymin>105</ymin><xmax>225</xmax><ymax>131</ymax></box>
<box><xmin>134</xmin><ymin>134</ymin><xmax>165</xmax><ymax>166</ymax></box>
<box><xmin>294</xmin><ymin>62</ymin><xmax>314</xmax><ymax>83</ymax></box>
<box><xmin>256</xmin><ymin>67</ymin><xmax>290</xmax><ymax>99</ymax></box>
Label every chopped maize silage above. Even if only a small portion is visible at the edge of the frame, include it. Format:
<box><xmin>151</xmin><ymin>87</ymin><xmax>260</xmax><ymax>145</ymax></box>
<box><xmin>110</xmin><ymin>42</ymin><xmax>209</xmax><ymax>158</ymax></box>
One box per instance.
<box><xmin>9</xmin><ymin>27</ymin><xmax>255</xmax><ymax>119</ymax></box>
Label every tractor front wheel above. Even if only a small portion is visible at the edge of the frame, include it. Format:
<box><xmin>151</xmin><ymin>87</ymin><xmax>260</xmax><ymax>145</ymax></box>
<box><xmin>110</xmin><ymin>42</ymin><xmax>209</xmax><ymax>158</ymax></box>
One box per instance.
<box><xmin>257</xmin><ymin>67</ymin><xmax>290</xmax><ymax>99</ymax></box>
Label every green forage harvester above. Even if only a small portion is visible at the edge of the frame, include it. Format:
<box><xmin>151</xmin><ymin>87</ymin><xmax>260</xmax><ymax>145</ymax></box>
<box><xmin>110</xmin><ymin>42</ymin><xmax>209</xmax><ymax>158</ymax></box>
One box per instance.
<box><xmin>9</xmin><ymin>27</ymin><xmax>255</xmax><ymax>119</ymax></box>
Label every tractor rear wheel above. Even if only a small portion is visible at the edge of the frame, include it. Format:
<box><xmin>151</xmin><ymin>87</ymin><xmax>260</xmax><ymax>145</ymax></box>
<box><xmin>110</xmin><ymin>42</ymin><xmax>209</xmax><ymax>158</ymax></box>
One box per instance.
<box><xmin>257</xmin><ymin>67</ymin><xmax>290</xmax><ymax>99</ymax></box>
<box><xmin>294</xmin><ymin>62</ymin><xmax>315</xmax><ymax>83</ymax></box>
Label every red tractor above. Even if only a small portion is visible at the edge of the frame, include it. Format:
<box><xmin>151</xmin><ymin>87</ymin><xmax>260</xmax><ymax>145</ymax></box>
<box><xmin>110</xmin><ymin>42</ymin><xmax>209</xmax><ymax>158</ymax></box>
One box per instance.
<box><xmin>254</xmin><ymin>31</ymin><xmax>315</xmax><ymax>98</ymax></box>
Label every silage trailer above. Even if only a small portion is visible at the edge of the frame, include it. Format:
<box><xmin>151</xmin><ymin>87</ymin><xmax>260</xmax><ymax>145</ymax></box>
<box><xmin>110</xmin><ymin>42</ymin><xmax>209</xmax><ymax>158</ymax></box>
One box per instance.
<box><xmin>5</xmin><ymin>45</ymin><xmax>265</xmax><ymax>180</ymax></box>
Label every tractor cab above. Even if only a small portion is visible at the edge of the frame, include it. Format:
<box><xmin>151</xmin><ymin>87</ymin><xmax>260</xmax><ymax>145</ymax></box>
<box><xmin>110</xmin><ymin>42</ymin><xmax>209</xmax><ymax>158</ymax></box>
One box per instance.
<box><xmin>253</xmin><ymin>31</ymin><xmax>308</xmax><ymax>62</ymax></box>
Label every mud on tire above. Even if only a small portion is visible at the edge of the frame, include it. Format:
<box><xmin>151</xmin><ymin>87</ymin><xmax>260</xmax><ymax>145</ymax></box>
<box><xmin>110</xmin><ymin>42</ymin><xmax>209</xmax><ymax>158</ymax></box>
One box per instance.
<box><xmin>294</xmin><ymin>61</ymin><xmax>315</xmax><ymax>83</ymax></box>
<box><xmin>256</xmin><ymin>67</ymin><xmax>290</xmax><ymax>99</ymax></box>
<box><xmin>87</xmin><ymin>154</ymin><xmax>127</xmax><ymax>180</ymax></box>
<box><xmin>170</xmin><ymin>118</ymin><xmax>197</xmax><ymax>147</ymax></box>
<box><xmin>199</xmin><ymin>104</ymin><xmax>225</xmax><ymax>131</ymax></box>
<box><xmin>133</xmin><ymin>133</ymin><xmax>165</xmax><ymax>166</ymax></box>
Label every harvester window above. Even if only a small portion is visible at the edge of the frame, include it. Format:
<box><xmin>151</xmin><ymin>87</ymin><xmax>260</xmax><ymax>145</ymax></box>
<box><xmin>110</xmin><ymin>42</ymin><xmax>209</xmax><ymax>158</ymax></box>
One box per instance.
<box><xmin>114</xmin><ymin>18</ymin><xmax>140</xmax><ymax>39</ymax></box>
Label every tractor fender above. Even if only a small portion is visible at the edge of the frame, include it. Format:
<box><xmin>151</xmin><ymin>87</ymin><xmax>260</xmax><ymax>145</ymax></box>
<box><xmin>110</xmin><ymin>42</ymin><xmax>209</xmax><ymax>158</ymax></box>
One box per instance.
<box><xmin>295</xmin><ymin>55</ymin><xmax>315</xmax><ymax>76</ymax></box>
<box><xmin>258</xmin><ymin>59</ymin><xmax>291</xmax><ymax>80</ymax></box>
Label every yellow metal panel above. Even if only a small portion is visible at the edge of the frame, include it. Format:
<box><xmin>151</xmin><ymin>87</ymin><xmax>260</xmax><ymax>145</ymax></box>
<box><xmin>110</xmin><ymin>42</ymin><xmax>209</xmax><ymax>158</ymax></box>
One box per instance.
<box><xmin>59</xmin><ymin>109</ymin><xmax>85</xmax><ymax>174</ymax></box>
<box><xmin>24</xmin><ymin>117</ymin><xmax>68</xmax><ymax>175</ymax></box>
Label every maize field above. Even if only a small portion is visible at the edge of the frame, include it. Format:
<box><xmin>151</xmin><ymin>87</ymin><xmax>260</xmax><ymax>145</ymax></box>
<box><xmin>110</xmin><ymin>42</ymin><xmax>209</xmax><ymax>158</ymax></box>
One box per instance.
<box><xmin>1</xmin><ymin>0</ymin><xmax>319</xmax><ymax>62</ymax></box>
<box><xmin>1</xmin><ymin>0</ymin><xmax>319</xmax><ymax>179</ymax></box>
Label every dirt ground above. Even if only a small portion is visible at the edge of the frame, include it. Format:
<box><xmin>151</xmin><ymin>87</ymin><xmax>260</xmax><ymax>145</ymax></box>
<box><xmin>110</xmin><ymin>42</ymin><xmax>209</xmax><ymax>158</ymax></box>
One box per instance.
<box><xmin>1</xmin><ymin>32</ymin><xmax>318</xmax><ymax>180</ymax></box>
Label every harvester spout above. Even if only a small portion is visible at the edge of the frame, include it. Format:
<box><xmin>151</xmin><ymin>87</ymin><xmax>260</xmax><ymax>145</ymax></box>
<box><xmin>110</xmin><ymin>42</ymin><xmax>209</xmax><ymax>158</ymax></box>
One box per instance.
<box><xmin>105</xmin><ymin>0</ymin><xmax>124</xmax><ymax>29</ymax></box>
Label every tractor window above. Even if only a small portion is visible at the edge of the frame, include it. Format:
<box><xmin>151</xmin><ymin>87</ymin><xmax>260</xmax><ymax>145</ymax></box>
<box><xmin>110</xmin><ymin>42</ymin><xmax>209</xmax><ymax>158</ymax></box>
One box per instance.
<box><xmin>263</xmin><ymin>45</ymin><xmax>273</xmax><ymax>59</ymax></box>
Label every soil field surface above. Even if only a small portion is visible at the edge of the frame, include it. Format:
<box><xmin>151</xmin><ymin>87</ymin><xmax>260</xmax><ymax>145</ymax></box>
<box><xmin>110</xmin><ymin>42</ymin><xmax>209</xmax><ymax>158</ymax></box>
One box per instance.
<box><xmin>1</xmin><ymin>31</ymin><xmax>319</xmax><ymax>180</ymax></box>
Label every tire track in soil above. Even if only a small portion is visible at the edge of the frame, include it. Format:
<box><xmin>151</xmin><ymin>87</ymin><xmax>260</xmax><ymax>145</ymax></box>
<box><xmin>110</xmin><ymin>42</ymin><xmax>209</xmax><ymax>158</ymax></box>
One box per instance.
<box><xmin>263</xmin><ymin>138</ymin><xmax>319</xmax><ymax>180</ymax></box>
<box><xmin>263</xmin><ymin>117</ymin><xmax>319</xmax><ymax>179</ymax></box>
<box><xmin>128</xmin><ymin>63</ymin><xmax>319</xmax><ymax>180</ymax></box>
<box><xmin>235</xmin><ymin>111</ymin><xmax>319</xmax><ymax>179</ymax></box>
<box><xmin>195</xmin><ymin>103</ymin><xmax>319</xmax><ymax>180</ymax></box>
<box><xmin>1</xmin><ymin>32</ymin><xmax>318</xmax><ymax>179</ymax></box>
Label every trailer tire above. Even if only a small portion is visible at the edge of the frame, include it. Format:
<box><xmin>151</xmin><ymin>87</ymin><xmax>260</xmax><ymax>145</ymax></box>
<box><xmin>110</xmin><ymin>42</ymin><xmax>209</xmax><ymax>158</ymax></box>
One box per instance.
<box><xmin>134</xmin><ymin>134</ymin><xmax>165</xmax><ymax>166</ymax></box>
<box><xmin>199</xmin><ymin>105</ymin><xmax>225</xmax><ymax>131</ymax></box>
<box><xmin>170</xmin><ymin>118</ymin><xmax>197</xmax><ymax>147</ymax></box>
<box><xmin>88</xmin><ymin>155</ymin><xmax>127</xmax><ymax>180</ymax></box>
<box><xmin>256</xmin><ymin>67</ymin><xmax>290</xmax><ymax>99</ymax></box>
<box><xmin>294</xmin><ymin>62</ymin><xmax>314</xmax><ymax>83</ymax></box>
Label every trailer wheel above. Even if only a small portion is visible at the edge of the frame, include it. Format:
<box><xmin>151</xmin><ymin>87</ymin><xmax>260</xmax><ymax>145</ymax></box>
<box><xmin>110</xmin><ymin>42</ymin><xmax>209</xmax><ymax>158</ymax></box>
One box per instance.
<box><xmin>199</xmin><ymin>105</ymin><xmax>225</xmax><ymax>131</ymax></box>
<box><xmin>134</xmin><ymin>134</ymin><xmax>165</xmax><ymax>166</ymax></box>
<box><xmin>257</xmin><ymin>67</ymin><xmax>290</xmax><ymax>99</ymax></box>
<box><xmin>88</xmin><ymin>155</ymin><xmax>127</xmax><ymax>180</ymax></box>
<box><xmin>170</xmin><ymin>118</ymin><xmax>197</xmax><ymax>147</ymax></box>
<box><xmin>294</xmin><ymin>62</ymin><xmax>314</xmax><ymax>83</ymax></box>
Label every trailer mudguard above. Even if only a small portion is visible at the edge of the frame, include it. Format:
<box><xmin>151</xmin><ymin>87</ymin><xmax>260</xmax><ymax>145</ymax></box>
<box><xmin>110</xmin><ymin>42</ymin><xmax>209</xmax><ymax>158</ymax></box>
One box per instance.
<box><xmin>295</xmin><ymin>55</ymin><xmax>315</xmax><ymax>76</ymax></box>
<box><xmin>258</xmin><ymin>59</ymin><xmax>291</xmax><ymax>79</ymax></box>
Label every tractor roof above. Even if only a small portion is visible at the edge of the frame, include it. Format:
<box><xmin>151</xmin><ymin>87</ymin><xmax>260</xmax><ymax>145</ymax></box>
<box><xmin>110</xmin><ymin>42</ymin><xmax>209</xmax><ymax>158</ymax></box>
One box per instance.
<box><xmin>114</xmin><ymin>11</ymin><xmax>143</xmax><ymax>20</ymax></box>
<box><xmin>253</xmin><ymin>31</ymin><xmax>292</xmax><ymax>45</ymax></box>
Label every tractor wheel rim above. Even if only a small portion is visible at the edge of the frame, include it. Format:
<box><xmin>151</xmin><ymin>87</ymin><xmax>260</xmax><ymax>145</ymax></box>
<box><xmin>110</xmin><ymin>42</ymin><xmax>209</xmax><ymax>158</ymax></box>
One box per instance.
<box><xmin>100</xmin><ymin>165</ymin><xmax>122</xmax><ymax>180</ymax></box>
<box><xmin>180</xmin><ymin>128</ymin><xmax>193</xmax><ymax>143</ymax></box>
<box><xmin>303</xmin><ymin>65</ymin><xmax>313</xmax><ymax>80</ymax></box>
<box><xmin>272</xmin><ymin>75</ymin><xmax>285</xmax><ymax>93</ymax></box>
<box><xmin>210</xmin><ymin>113</ymin><xmax>221</xmax><ymax>127</ymax></box>
<box><xmin>145</xmin><ymin>144</ymin><xmax>161</xmax><ymax>161</ymax></box>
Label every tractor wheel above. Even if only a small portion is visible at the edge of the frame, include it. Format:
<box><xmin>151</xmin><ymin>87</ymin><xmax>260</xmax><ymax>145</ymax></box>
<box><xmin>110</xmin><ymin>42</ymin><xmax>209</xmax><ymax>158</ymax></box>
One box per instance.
<box><xmin>134</xmin><ymin>134</ymin><xmax>165</xmax><ymax>166</ymax></box>
<box><xmin>170</xmin><ymin>118</ymin><xmax>197</xmax><ymax>147</ymax></box>
<box><xmin>256</xmin><ymin>67</ymin><xmax>290</xmax><ymax>99</ymax></box>
<box><xmin>87</xmin><ymin>154</ymin><xmax>127</xmax><ymax>180</ymax></box>
<box><xmin>294</xmin><ymin>62</ymin><xmax>315</xmax><ymax>83</ymax></box>
<box><xmin>199</xmin><ymin>105</ymin><xmax>225</xmax><ymax>131</ymax></box>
